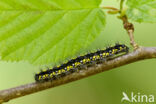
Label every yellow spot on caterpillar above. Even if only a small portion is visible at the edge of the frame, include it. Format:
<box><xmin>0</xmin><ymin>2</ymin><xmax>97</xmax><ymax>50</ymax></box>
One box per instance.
<box><xmin>57</xmin><ymin>70</ymin><xmax>62</xmax><ymax>74</ymax></box>
<box><xmin>77</xmin><ymin>62</ymin><xmax>81</xmax><ymax>65</ymax></box>
<box><xmin>67</xmin><ymin>66</ymin><xmax>72</xmax><ymax>71</ymax></box>
<box><xmin>88</xmin><ymin>59</ymin><xmax>91</xmax><ymax>61</ymax></box>
<box><xmin>70</xmin><ymin>66</ymin><xmax>73</xmax><ymax>69</ymax></box>
<box><xmin>115</xmin><ymin>49</ymin><xmax>118</xmax><ymax>52</ymax></box>
<box><xmin>112</xmin><ymin>49</ymin><xmax>115</xmax><ymax>54</ymax></box>
<box><xmin>103</xmin><ymin>53</ymin><xmax>106</xmax><ymax>57</ymax></box>
<box><xmin>92</xmin><ymin>55</ymin><xmax>99</xmax><ymax>60</ymax></box>
<box><xmin>42</xmin><ymin>75</ymin><xmax>46</xmax><ymax>79</ymax></box>
<box><xmin>86</xmin><ymin>58</ymin><xmax>90</xmax><ymax>62</ymax></box>
<box><xmin>106</xmin><ymin>53</ymin><xmax>109</xmax><ymax>56</ymax></box>
<box><xmin>120</xmin><ymin>47</ymin><xmax>123</xmax><ymax>50</ymax></box>
<box><xmin>75</xmin><ymin>62</ymin><xmax>81</xmax><ymax>66</ymax></box>
<box><xmin>61</xmin><ymin>69</ymin><xmax>66</xmax><ymax>73</ymax></box>
<box><xmin>50</xmin><ymin>73</ymin><xmax>53</xmax><ymax>77</ymax></box>
<box><xmin>96</xmin><ymin>55</ymin><xmax>100</xmax><ymax>59</ymax></box>
<box><xmin>39</xmin><ymin>75</ymin><xmax>42</xmax><ymax>80</ymax></box>
<box><xmin>45</xmin><ymin>74</ymin><xmax>48</xmax><ymax>77</ymax></box>
<box><xmin>52</xmin><ymin>72</ymin><xmax>56</xmax><ymax>75</ymax></box>
<box><xmin>92</xmin><ymin>56</ymin><xmax>98</xmax><ymax>60</ymax></box>
<box><xmin>93</xmin><ymin>56</ymin><xmax>96</xmax><ymax>59</ymax></box>
<box><xmin>83</xmin><ymin>59</ymin><xmax>86</xmax><ymax>63</ymax></box>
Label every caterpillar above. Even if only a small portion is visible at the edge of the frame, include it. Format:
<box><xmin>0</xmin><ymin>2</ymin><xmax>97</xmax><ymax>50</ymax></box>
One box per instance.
<box><xmin>35</xmin><ymin>43</ymin><xmax>129</xmax><ymax>82</ymax></box>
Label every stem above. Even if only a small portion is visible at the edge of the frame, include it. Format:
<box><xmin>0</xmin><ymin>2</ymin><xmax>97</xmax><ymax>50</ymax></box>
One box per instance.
<box><xmin>100</xmin><ymin>6</ymin><xmax>120</xmax><ymax>14</ymax></box>
<box><xmin>120</xmin><ymin>15</ymin><xmax>139</xmax><ymax>49</ymax></box>
<box><xmin>120</xmin><ymin>0</ymin><xmax>125</xmax><ymax>12</ymax></box>
<box><xmin>101</xmin><ymin>6</ymin><xmax>119</xmax><ymax>11</ymax></box>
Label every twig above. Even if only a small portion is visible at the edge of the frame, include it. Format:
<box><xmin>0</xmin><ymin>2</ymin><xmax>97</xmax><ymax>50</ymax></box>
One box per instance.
<box><xmin>0</xmin><ymin>47</ymin><xmax>156</xmax><ymax>103</ymax></box>
<box><xmin>120</xmin><ymin>15</ymin><xmax>139</xmax><ymax>49</ymax></box>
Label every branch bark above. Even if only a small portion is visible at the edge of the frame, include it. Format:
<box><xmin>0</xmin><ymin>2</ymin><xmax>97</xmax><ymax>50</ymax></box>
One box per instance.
<box><xmin>0</xmin><ymin>47</ymin><xmax>156</xmax><ymax>104</ymax></box>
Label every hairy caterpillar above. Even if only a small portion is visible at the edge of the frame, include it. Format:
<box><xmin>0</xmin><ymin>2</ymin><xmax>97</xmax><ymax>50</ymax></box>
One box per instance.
<box><xmin>35</xmin><ymin>43</ymin><xmax>129</xmax><ymax>82</ymax></box>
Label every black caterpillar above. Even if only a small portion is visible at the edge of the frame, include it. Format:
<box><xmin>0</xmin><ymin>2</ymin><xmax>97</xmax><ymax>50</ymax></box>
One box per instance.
<box><xmin>35</xmin><ymin>43</ymin><xmax>129</xmax><ymax>82</ymax></box>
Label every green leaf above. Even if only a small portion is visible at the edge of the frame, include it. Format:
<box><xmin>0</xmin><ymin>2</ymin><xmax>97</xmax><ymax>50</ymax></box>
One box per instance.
<box><xmin>0</xmin><ymin>0</ymin><xmax>105</xmax><ymax>66</ymax></box>
<box><xmin>126</xmin><ymin>0</ymin><xmax>156</xmax><ymax>23</ymax></box>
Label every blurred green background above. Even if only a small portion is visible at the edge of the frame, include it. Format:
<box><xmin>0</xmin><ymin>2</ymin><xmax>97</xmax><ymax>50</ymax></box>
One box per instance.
<box><xmin>0</xmin><ymin>0</ymin><xmax>156</xmax><ymax>104</ymax></box>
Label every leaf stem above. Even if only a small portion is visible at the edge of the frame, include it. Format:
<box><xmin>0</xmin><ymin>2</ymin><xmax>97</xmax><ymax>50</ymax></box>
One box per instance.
<box><xmin>101</xmin><ymin>6</ymin><xmax>118</xmax><ymax>10</ymax></box>
<box><xmin>120</xmin><ymin>0</ymin><xmax>125</xmax><ymax>12</ymax></box>
<box><xmin>100</xmin><ymin>6</ymin><xmax>120</xmax><ymax>14</ymax></box>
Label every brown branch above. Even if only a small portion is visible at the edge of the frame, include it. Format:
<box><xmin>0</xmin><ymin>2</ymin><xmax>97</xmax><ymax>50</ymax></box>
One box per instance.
<box><xmin>0</xmin><ymin>47</ymin><xmax>156</xmax><ymax>103</ymax></box>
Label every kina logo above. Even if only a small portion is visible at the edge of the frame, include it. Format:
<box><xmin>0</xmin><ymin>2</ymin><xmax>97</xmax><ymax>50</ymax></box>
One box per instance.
<box><xmin>121</xmin><ymin>92</ymin><xmax>155</xmax><ymax>103</ymax></box>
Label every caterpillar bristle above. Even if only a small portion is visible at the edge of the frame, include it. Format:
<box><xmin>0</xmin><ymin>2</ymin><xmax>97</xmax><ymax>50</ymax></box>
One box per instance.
<box><xmin>35</xmin><ymin>43</ymin><xmax>129</xmax><ymax>82</ymax></box>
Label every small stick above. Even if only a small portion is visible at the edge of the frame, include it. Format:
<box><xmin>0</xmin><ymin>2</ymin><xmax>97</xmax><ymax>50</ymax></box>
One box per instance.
<box><xmin>120</xmin><ymin>15</ymin><xmax>139</xmax><ymax>49</ymax></box>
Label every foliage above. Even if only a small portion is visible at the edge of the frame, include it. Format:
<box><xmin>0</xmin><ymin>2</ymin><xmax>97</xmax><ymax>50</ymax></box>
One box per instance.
<box><xmin>0</xmin><ymin>0</ymin><xmax>105</xmax><ymax>66</ymax></box>
<box><xmin>126</xmin><ymin>0</ymin><xmax>156</xmax><ymax>23</ymax></box>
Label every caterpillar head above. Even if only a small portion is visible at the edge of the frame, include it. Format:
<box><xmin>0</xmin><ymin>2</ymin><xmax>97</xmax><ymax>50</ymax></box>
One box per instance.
<box><xmin>115</xmin><ymin>44</ymin><xmax>129</xmax><ymax>53</ymax></box>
